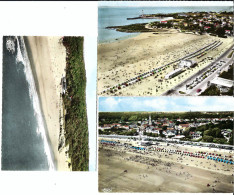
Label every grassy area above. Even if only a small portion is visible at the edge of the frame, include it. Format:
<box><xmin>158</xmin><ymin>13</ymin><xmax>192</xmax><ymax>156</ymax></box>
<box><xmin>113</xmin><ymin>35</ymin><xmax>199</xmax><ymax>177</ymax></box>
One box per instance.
<box><xmin>200</xmin><ymin>84</ymin><xmax>233</xmax><ymax>96</ymax></box>
<box><xmin>179</xmin><ymin>91</ymin><xmax>186</xmax><ymax>94</ymax></box>
<box><xmin>219</xmin><ymin>65</ymin><xmax>233</xmax><ymax>80</ymax></box>
<box><xmin>106</xmin><ymin>23</ymin><xmax>153</xmax><ymax>33</ymax></box>
<box><xmin>200</xmin><ymin>85</ymin><xmax>221</xmax><ymax>96</ymax></box>
<box><xmin>99</xmin><ymin>128</ymin><xmax>138</xmax><ymax>136</ymax></box>
<box><xmin>62</xmin><ymin>37</ymin><xmax>89</xmax><ymax>171</ymax></box>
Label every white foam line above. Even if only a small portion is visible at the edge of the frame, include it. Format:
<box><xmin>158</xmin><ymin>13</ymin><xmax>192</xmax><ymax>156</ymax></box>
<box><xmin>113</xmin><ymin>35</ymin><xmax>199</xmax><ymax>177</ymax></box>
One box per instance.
<box><xmin>16</xmin><ymin>36</ymin><xmax>55</xmax><ymax>171</ymax></box>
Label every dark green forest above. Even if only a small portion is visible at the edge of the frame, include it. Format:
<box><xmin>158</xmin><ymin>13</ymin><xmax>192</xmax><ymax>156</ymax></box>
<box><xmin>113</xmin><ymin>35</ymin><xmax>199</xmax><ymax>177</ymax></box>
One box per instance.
<box><xmin>63</xmin><ymin>37</ymin><xmax>89</xmax><ymax>171</ymax></box>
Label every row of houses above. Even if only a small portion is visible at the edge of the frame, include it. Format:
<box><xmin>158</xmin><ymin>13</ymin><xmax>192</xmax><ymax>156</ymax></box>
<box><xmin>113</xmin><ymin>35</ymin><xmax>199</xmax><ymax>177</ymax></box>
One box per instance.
<box><xmin>152</xmin><ymin>12</ymin><xmax>233</xmax><ymax>36</ymax></box>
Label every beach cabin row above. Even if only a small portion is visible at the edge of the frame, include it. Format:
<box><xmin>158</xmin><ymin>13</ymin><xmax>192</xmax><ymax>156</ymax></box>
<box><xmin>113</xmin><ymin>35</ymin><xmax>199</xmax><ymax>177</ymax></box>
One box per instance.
<box><xmin>207</xmin><ymin>156</ymin><xmax>234</xmax><ymax>164</ymax></box>
<box><xmin>196</xmin><ymin>41</ymin><xmax>222</xmax><ymax>59</ymax></box>
<box><xmin>101</xmin><ymin>61</ymin><xmax>172</xmax><ymax>94</ymax></box>
<box><xmin>100</xmin><ymin>140</ymin><xmax>117</xmax><ymax>146</ymax></box>
<box><xmin>131</xmin><ymin>146</ymin><xmax>146</xmax><ymax>151</ymax></box>
<box><xmin>181</xmin><ymin>40</ymin><xmax>218</xmax><ymax>61</ymax></box>
<box><xmin>152</xmin><ymin>147</ymin><xmax>208</xmax><ymax>159</ymax></box>
<box><xmin>165</xmin><ymin>68</ymin><xmax>183</xmax><ymax>79</ymax></box>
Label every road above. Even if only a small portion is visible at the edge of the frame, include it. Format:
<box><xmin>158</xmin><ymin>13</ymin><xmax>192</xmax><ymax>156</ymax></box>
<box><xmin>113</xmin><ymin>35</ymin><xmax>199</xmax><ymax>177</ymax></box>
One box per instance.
<box><xmin>188</xmin><ymin>55</ymin><xmax>233</xmax><ymax>95</ymax></box>
<box><xmin>163</xmin><ymin>44</ymin><xmax>234</xmax><ymax>96</ymax></box>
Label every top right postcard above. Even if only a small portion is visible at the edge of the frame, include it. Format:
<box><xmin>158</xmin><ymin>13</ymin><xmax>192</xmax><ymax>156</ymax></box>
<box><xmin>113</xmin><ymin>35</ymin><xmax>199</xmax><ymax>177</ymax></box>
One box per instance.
<box><xmin>97</xmin><ymin>1</ymin><xmax>234</xmax><ymax>96</ymax></box>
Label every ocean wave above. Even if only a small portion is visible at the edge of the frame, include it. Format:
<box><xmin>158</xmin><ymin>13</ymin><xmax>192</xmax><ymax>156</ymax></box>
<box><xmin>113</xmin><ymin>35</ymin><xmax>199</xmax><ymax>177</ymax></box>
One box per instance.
<box><xmin>15</xmin><ymin>36</ymin><xmax>55</xmax><ymax>171</ymax></box>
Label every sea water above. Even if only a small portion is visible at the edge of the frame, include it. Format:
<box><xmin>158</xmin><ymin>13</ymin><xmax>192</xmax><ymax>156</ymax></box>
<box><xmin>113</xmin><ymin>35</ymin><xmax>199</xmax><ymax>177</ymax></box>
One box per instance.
<box><xmin>98</xmin><ymin>6</ymin><xmax>233</xmax><ymax>43</ymax></box>
<box><xmin>2</xmin><ymin>36</ymin><xmax>55</xmax><ymax>171</ymax></box>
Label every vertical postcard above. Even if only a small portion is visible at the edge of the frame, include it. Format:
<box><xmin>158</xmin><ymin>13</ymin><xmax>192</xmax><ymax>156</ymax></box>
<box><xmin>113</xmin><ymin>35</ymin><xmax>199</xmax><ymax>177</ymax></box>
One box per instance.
<box><xmin>2</xmin><ymin>36</ymin><xmax>93</xmax><ymax>171</ymax></box>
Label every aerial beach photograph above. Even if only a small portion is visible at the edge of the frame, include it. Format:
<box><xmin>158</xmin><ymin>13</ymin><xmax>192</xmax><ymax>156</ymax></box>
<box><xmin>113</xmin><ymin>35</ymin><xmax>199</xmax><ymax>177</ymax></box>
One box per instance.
<box><xmin>98</xmin><ymin>1</ymin><xmax>234</xmax><ymax>96</ymax></box>
<box><xmin>98</xmin><ymin>96</ymin><xmax>234</xmax><ymax>193</ymax></box>
<box><xmin>2</xmin><ymin>36</ymin><xmax>89</xmax><ymax>171</ymax></box>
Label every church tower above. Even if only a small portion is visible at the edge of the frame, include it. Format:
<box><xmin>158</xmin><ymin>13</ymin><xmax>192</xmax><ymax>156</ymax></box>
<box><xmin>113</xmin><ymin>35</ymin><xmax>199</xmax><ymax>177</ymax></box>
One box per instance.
<box><xmin>149</xmin><ymin>114</ymin><xmax>152</xmax><ymax>126</ymax></box>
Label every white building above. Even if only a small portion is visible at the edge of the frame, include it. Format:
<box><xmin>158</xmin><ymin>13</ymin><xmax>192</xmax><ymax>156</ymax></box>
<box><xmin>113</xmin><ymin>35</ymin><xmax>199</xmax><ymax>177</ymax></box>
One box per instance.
<box><xmin>210</xmin><ymin>77</ymin><xmax>233</xmax><ymax>93</ymax></box>
<box><xmin>61</xmin><ymin>76</ymin><xmax>67</xmax><ymax>94</ymax></box>
<box><xmin>178</xmin><ymin>60</ymin><xmax>197</xmax><ymax>69</ymax></box>
<box><xmin>171</xmin><ymin>135</ymin><xmax>185</xmax><ymax>140</ymax></box>
<box><xmin>165</xmin><ymin>68</ymin><xmax>183</xmax><ymax>79</ymax></box>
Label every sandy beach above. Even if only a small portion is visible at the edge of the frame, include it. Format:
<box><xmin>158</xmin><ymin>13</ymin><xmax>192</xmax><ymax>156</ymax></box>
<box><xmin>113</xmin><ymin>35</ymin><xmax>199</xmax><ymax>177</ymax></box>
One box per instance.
<box><xmin>25</xmin><ymin>36</ymin><xmax>70</xmax><ymax>171</ymax></box>
<box><xmin>98</xmin><ymin>31</ymin><xmax>233</xmax><ymax>96</ymax></box>
<box><xmin>99</xmin><ymin>139</ymin><xmax>234</xmax><ymax>192</ymax></box>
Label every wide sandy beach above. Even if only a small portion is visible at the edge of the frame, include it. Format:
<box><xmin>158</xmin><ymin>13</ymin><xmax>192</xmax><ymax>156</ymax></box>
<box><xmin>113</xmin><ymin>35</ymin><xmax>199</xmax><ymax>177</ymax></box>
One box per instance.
<box><xmin>99</xmin><ymin>141</ymin><xmax>234</xmax><ymax>192</ymax></box>
<box><xmin>98</xmin><ymin>31</ymin><xmax>233</xmax><ymax>96</ymax></box>
<box><xmin>25</xmin><ymin>36</ymin><xmax>70</xmax><ymax>171</ymax></box>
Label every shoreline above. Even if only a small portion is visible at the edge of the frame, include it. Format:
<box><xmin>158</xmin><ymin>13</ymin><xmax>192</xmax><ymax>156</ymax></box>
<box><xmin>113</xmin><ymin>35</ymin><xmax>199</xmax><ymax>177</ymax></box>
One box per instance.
<box><xmin>24</xmin><ymin>37</ymin><xmax>57</xmax><ymax>170</ymax></box>
<box><xmin>98</xmin><ymin>32</ymin><xmax>140</xmax><ymax>45</ymax></box>
<box><xmin>24</xmin><ymin>36</ymin><xmax>70</xmax><ymax>171</ymax></box>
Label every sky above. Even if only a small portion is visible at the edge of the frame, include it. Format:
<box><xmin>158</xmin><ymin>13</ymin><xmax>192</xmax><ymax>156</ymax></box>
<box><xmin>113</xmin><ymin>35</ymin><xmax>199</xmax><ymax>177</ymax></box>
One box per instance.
<box><xmin>99</xmin><ymin>97</ymin><xmax>234</xmax><ymax>112</ymax></box>
<box><xmin>99</xmin><ymin>1</ymin><xmax>233</xmax><ymax>7</ymax></box>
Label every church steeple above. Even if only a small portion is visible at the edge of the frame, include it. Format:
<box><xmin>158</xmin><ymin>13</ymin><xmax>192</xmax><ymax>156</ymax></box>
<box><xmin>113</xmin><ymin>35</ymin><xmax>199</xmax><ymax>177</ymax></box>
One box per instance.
<box><xmin>149</xmin><ymin>114</ymin><xmax>152</xmax><ymax>125</ymax></box>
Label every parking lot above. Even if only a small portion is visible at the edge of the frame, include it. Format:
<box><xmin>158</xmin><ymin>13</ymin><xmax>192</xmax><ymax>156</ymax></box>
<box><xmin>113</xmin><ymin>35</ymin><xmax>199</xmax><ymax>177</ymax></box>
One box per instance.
<box><xmin>164</xmin><ymin>44</ymin><xmax>234</xmax><ymax>96</ymax></box>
